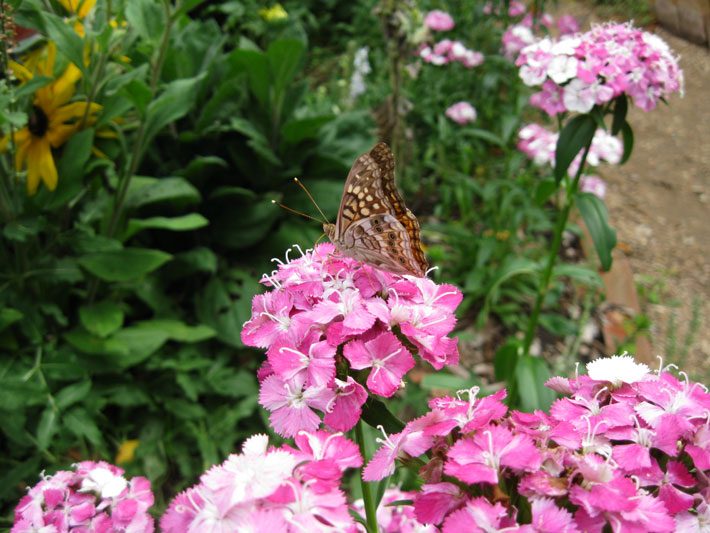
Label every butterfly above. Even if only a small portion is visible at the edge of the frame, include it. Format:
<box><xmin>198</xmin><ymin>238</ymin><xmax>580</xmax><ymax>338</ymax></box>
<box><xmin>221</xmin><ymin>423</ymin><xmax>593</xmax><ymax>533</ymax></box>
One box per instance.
<box><xmin>323</xmin><ymin>142</ymin><xmax>428</xmax><ymax>277</ymax></box>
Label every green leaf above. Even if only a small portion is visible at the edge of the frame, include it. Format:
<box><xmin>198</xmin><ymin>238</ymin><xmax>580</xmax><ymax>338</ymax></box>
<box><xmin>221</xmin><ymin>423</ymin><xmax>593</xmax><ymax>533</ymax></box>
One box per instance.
<box><xmin>55</xmin><ymin>380</ymin><xmax>92</xmax><ymax>409</ymax></box>
<box><xmin>0</xmin><ymin>457</ymin><xmax>40</xmax><ymax>500</ymax></box>
<box><xmin>135</xmin><ymin>319</ymin><xmax>215</xmax><ymax>342</ymax></box>
<box><xmin>0</xmin><ymin>378</ymin><xmax>45</xmax><ymax>409</ymax></box>
<box><xmin>0</xmin><ymin>308</ymin><xmax>23</xmax><ymax>331</ymax></box>
<box><xmin>42</xmin><ymin>12</ymin><xmax>86</xmax><ymax>74</ymax></box>
<box><xmin>78</xmin><ymin>248</ymin><xmax>172</xmax><ymax>282</ymax></box>
<box><xmin>267</xmin><ymin>38</ymin><xmax>305</xmax><ymax>98</ymax></box>
<box><xmin>554</xmin><ymin>114</ymin><xmax>597</xmax><ymax>183</ymax></box>
<box><xmin>553</xmin><ymin>264</ymin><xmax>602</xmax><ymax>288</ymax></box>
<box><xmin>195</xmin><ymin>274</ymin><xmax>258</xmax><ymax>348</ymax></box>
<box><xmin>15</xmin><ymin>76</ymin><xmax>52</xmax><ymax>99</ymax></box>
<box><xmin>79</xmin><ymin>301</ymin><xmax>124</xmax><ymax>338</ymax></box>
<box><xmin>539</xmin><ymin>314</ymin><xmax>578</xmax><ymax>336</ymax></box>
<box><xmin>361</xmin><ymin>397</ymin><xmax>405</xmax><ymax>434</ymax></box>
<box><xmin>143</xmin><ymin>74</ymin><xmax>205</xmax><ymax>147</ymax></box>
<box><xmin>174</xmin><ymin>247</ymin><xmax>218</xmax><ymax>275</ymax></box>
<box><xmin>125</xmin><ymin>0</ymin><xmax>165</xmax><ymax>44</ymax></box>
<box><xmin>611</xmin><ymin>95</ymin><xmax>628</xmax><ymax>135</ymax></box>
<box><xmin>463</xmin><ymin>128</ymin><xmax>505</xmax><ymax>147</ymax></box>
<box><xmin>515</xmin><ymin>355</ymin><xmax>556</xmax><ymax>412</ymax></box>
<box><xmin>122</xmin><ymin>79</ymin><xmax>152</xmax><ymax>117</ymax></box>
<box><xmin>576</xmin><ymin>192</ymin><xmax>617</xmax><ymax>271</ymax></box>
<box><xmin>494</xmin><ymin>340</ymin><xmax>520</xmax><ymax>383</ymax></box>
<box><xmin>230</xmin><ymin>49</ymin><xmax>270</xmax><ymax>109</ymax></box>
<box><xmin>125</xmin><ymin>176</ymin><xmax>201</xmax><ymax>209</ymax></box>
<box><xmin>535</xmin><ymin>178</ymin><xmax>558</xmax><ymax>206</ymax></box>
<box><xmin>421</xmin><ymin>371</ymin><xmax>479</xmax><ymax>391</ymax></box>
<box><xmin>64</xmin><ymin>407</ymin><xmax>102</xmax><ymax>445</ymax></box>
<box><xmin>281</xmin><ymin>115</ymin><xmax>333</xmax><ymax>144</ymax></box>
<box><xmin>124</xmin><ymin>213</ymin><xmax>209</xmax><ymax>239</ymax></box>
<box><xmin>619</xmin><ymin>121</ymin><xmax>634</xmax><ymax>164</ymax></box>
<box><xmin>64</xmin><ymin>327</ymin><xmax>169</xmax><ymax>369</ymax></box>
<box><xmin>36</xmin><ymin>406</ymin><xmax>58</xmax><ymax>450</ymax></box>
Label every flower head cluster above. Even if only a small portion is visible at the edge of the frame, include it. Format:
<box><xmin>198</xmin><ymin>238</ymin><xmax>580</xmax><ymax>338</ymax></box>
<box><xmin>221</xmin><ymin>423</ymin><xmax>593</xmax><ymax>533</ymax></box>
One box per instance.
<box><xmin>518</xmin><ymin>22</ymin><xmax>683</xmax><ymax>114</ymax></box>
<box><xmin>419</xmin><ymin>39</ymin><xmax>484</xmax><ymax>68</ymax></box>
<box><xmin>501</xmin><ymin>12</ymin><xmax>557</xmax><ymax>60</ymax></box>
<box><xmin>518</xmin><ymin>122</ymin><xmax>622</xmax><ymax>177</ymax></box>
<box><xmin>579</xmin><ymin>175</ymin><xmax>607</xmax><ymax>199</ymax></box>
<box><xmin>241</xmin><ymin>243</ymin><xmax>462</xmax><ymax>437</ymax></box>
<box><xmin>161</xmin><ymin>431</ymin><xmax>361</xmax><ymax>533</ymax></box>
<box><xmin>12</xmin><ymin>461</ymin><xmax>154</xmax><ymax>532</ymax></box>
<box><xmin>424</xmin><ymin>10</ymin><xmax>455</xmax><ymax>32</ymax></box>
<box><xmin>445</xmin><ymin>102</ymin><xmax>477</xmax><ymax>125</ymax></box>
<box><xmin>363</xmin><ymin>355</ymin><xmax>710</xmax><ymax>531</ymax></box>
<box><xmin>349</xmin><ymin>46</ymin><xmax>371</xmax><ymax>101</ymax></box>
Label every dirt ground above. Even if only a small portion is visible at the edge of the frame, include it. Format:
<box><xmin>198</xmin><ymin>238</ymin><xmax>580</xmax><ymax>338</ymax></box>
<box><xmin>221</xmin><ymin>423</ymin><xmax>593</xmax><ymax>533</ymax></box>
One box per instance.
<box><xmin>566</xmin><ymin>4</ymin><xmax>710</xmax><ymax>379</ymax></box>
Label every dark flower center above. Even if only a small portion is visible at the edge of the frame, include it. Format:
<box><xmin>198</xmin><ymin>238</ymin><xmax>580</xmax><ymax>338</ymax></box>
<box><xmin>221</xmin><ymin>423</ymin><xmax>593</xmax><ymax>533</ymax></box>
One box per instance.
<box><xmin>28</xmin><ymin>106</ymin><xmax>49</xmax><ymax>137</ymax></box>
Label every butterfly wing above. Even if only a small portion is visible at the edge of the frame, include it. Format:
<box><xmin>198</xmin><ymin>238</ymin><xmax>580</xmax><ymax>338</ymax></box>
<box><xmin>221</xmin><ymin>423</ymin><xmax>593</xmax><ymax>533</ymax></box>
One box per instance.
<box><xmin>341</xmin><ymin>213</ymin><xmax>427</xmax><ymax>276</ymax></box>
<box><xmin>332</xmin><ymin>147</ymin><xmax>391</xmax><ymax>239</ymax></box>
<box><xmin>331</xmin><ymin>142</ymin><xmax>428</xmax><ymax>277</ymax></box>
<box><xmin>368</xmin><ymin>143</ymin><xmax>428</xmax><ymax>273</ymax></box>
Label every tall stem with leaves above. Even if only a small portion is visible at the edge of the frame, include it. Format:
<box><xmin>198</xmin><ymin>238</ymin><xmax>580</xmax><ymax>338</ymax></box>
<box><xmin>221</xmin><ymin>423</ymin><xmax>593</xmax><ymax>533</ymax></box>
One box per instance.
<box><xmin>522</xmin><ymin>114</ymin><xmax>598</xmax><ymax>356</ymax></box>
<box><xmin>106</xmin><ymin>0</ymin><xmax>173</xmax><ymax>238</ymax></box>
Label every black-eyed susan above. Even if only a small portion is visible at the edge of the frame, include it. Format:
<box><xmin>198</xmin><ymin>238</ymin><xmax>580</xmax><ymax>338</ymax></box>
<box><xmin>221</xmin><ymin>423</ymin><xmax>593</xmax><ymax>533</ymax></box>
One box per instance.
<box><xmin>0</xmin><ymin>43</ymin><xmax>100</xmax><ymax>194</ymax></box>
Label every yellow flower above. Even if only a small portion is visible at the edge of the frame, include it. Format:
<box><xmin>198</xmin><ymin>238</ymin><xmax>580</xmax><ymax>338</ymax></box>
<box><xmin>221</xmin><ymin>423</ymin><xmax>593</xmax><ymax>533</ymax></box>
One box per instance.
<box><xmin>259</xmin><ymin>3</ymin><xmax>288</xmax><ymax>22</ymax></box>
<box><xmin>0</xmin><ymin>44</ymin><xmax>100</xmax><ymax>195</ymax></box>
<box><xmin>115</xmin><ymin>439</ymin><xmax>140</xmax><ymax>464</ymax></box>
<box><xmin>57</xmin><ymin>0</ymin><xmax>96</xmax><ymax>19</ymax></box>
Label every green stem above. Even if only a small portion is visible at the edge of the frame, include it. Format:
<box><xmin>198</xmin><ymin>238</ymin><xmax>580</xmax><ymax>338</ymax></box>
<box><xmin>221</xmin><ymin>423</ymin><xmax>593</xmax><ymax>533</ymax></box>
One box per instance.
<box><xmin>355</xmin><ymin>420</ymin><xmax>379</xmax><ymax>533</ymax></box>
<box><xmin>104</xmin><ymin>0</ymin><xmax>172</xmax><ymax>239</ymax></box>
<box><xmin>522</xmin><ymin>142</ymin><xmax>593</xmax><ymax>356</ymax></box>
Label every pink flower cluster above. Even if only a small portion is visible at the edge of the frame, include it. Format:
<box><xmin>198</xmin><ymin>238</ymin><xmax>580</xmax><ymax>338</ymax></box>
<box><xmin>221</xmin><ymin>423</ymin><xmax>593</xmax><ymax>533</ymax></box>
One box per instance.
<box><xmin>424</xmin><ymin>10</ymin><xmax>455</xmax><ymax>32</ymax></box>
<box><xmin>161</xmin><ymin>431</ymin><xmax>361</xmax><ymax>532</ymax></box>
<box><xmin>419</xmin><ymin>39</ymin><xmax>484</xmax><ymax>68</ymax></box>
<box><xmin>502</xmin><ymin>13</ymin><xmax>556</xmax><ymax>60</ymax></box>
<box><xmin>517</xmin><ymin>22</ymin><xmax>683</xmax><ymax>114</ymax></box>
<box><xmin>445</xmin><ymin>101</ymin><xmax>477</xmax><ymax>125</ymax></box>
<box><xmin>12</xmin><ymin>461</ymin><xmax>154</xmax><ymax>533</ymax></box>
<box><xmin>517</xmin><ymin>122</ymin><xmax>622</xmax><ymax>176</ymax></box>
<box><xmin>241</xmin><ymin>243</ymin><xmax>462</xmax><ymax>438</ymax></box>
<box><xmin>580</xmin><ymin>174</ymin><xmax>607</xmax><ymax>199</ymax></box>
<box><xmin>362</xmin><ymin>355</ymin><xmax>710</xmax><ymax>531</ymax></box>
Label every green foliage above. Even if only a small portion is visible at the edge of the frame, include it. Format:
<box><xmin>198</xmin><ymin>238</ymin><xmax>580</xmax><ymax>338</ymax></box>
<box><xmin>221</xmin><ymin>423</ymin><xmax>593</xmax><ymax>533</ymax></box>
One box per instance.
<box><xmin>0</xmin><ymin>0</ymin><xmax>629</xmax><ymax>519</ymax></box>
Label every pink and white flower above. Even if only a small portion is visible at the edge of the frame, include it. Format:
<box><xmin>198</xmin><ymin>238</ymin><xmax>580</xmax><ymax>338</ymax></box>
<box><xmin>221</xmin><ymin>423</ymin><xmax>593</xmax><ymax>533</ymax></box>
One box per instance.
<box><xmin>445</xmin><ymin>101</ymin><xmax>477</xmax><ymax>125</ymax></box>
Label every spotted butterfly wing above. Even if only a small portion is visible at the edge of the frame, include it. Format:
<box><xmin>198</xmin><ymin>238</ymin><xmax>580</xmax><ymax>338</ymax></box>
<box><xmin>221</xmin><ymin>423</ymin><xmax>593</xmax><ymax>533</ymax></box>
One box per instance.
<box><xmin>324</xmin><ymin>142</ymin><xmax>428</xmax><ymax>277</ymax></box>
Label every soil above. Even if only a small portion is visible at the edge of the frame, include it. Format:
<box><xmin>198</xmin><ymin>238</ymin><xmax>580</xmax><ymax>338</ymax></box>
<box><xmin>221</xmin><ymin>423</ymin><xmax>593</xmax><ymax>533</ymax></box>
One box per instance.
<box><xmin>568</xmin><ymin>4</ymin><xmax>710</xmax><ymax>380</ymax></box>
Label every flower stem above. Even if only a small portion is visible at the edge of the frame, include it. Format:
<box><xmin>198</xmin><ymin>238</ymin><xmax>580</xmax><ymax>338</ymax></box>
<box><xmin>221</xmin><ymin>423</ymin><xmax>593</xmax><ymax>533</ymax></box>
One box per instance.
<box><xmin>355</xmin><ymin>420</ymin><xmax>379</xmax><ymax>533</ymax></box>
<box><xmin>105</xmin><ymin>0</ymin><xmax>172</xmax><ymax>239</ymax></box>
<box><xmin>522</xmin><ymin>141</ymin><xmax>593</xmax><ymax>356</ymax></box>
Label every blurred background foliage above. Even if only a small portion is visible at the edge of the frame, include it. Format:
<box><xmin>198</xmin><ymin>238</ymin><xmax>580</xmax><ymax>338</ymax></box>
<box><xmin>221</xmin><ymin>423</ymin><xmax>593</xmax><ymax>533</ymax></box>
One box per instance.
<box><xmin>0</xmin><ymin>0</ymin><xmax>621</xmax><ymax>519</ymax></box>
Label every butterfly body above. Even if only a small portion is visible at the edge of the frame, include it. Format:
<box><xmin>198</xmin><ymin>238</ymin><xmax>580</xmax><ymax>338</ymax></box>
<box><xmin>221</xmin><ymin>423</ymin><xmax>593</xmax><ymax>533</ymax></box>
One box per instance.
<box><xmin>326</xmin><ymin>142</ymin><xmax>428</xmax><ymax>277</ymax></box>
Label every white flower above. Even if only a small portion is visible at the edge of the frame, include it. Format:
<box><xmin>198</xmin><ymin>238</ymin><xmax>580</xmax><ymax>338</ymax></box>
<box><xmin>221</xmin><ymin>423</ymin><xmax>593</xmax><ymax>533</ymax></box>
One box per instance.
<box><xmin>586</xmin><ymin>355</ymin><xmax>650</xmax><ymax>387</ymax></box>
<box><xmin>563</xmin><ymin>79</ymin><xmax>595</xmax><ymax>113</ymax></box>
<box><xmin>80</xmin><ymin>467</ymin><xmax>128</xmax><ymax>499</ymax></box>
<box><xmin>547</xmin><ymin>55</ymin><xmax>578</xmax><ymax>84</ymax></box>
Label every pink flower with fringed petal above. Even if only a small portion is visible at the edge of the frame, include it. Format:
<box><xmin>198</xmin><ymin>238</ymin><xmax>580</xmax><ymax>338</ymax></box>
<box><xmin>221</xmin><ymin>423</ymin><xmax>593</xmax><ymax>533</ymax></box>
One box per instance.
<box><xmin>445</xmin><ymin>424</ymin><xmax>542</xmax><ymax>484</ymax></box>
<box><xmin>344</xmin><ymin>331</ymin><xmax>414</xmax><ymax>397</ymax></box>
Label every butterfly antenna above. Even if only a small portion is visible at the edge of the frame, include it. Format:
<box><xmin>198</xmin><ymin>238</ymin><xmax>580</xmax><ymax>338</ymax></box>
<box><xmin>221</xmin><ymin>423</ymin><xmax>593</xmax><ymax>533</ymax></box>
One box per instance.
<box><xmin>314</xmin><ymin>232</ymin><xmax>327</xmax><ymax>246</ymax></box>
<box><xmin>293</xmin><ymin>178</ymin><xmax>329</xmax><ymax>223</ymax></box>
<box><xmin>271</xmin><ymin>200</ymin><xmax>323</xmax><ymax>223</ymax></box>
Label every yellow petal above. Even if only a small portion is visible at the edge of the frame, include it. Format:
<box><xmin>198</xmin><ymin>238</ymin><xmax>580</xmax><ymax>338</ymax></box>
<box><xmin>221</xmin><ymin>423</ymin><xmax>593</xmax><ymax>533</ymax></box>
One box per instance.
<box><xmin>0</xmin><ymin>135</ymin><xmax>7</xmax><ymax>152</ymax></box>
<box><xmin>47</xmin><ymin>124</ymin><xmax>79</xmax><ymax>148</ymax></box>
<box><xmin>49</xmin><ymin>101</ymin><xmax>101</xmax><ymax>125</ymax></box>
<box><xmin>115</xmin><ymin>439</ymin><xmax>140</xmax><ymax>464</ymax></box>
<box><xmin>14</xmin><ymin>130</ymin><xmax>31</xmax><ymax>170</ymax></box>
<box><xmin>95</xmin><ymin>128</ymin><xmax>117</xmax><ymax>139</ymax></box>
<box><xmin>48</xmin><ymin>63</ymin><xmax>82</xmax><ymax>109</ymax></box>
<box><xmin>9</xmin><ymin>61</ymin><xmax>33</xmax><ymax>83</ymax></box>
<box><xmin>57</xmin><ymin>0</ymin><xmax>95</xmax><ymax>18</ymax></box>
<box><xmin>28</xmin><ymin>137</ymin><xmax>58</xmax><ymax>192</ymax></box>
